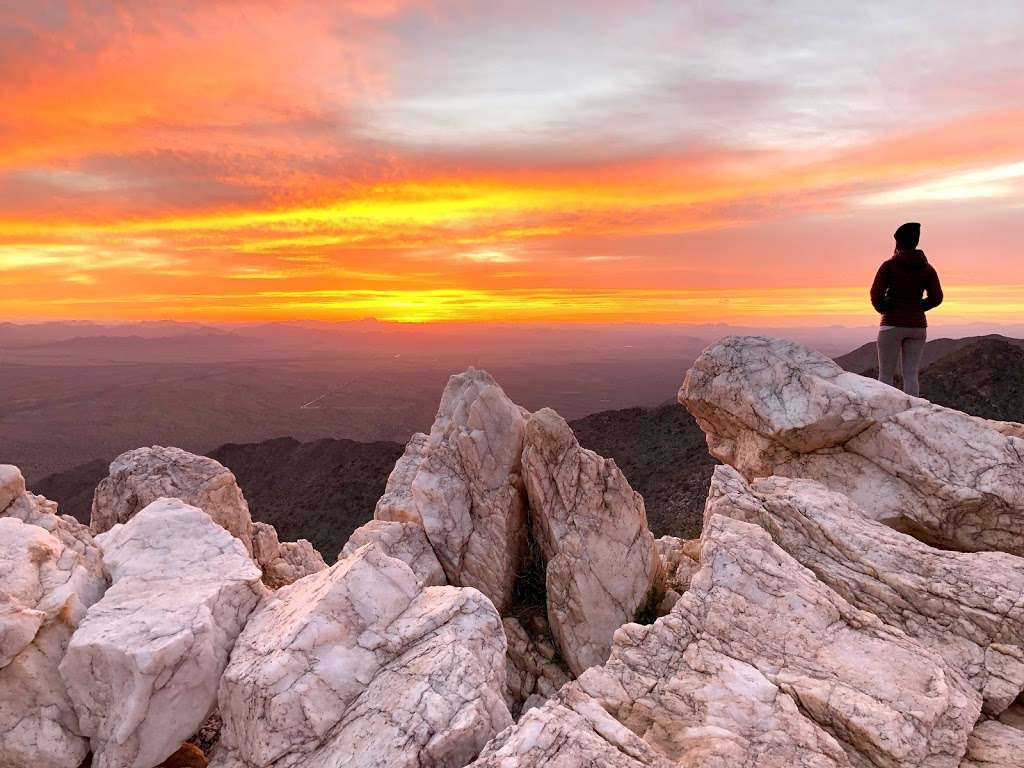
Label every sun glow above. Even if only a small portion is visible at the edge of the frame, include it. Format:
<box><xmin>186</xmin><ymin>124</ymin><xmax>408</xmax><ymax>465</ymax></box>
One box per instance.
<box><xmin>2</xmin><ymin>2</ymin><xmax>1023</xmax><ymax>324</ymax></box>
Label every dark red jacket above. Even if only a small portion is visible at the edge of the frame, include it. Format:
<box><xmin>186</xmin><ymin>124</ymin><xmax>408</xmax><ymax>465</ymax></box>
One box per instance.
<box><xmin>870</xmin><ymin>249</ymin><xmax>943</xmax><ymax>327</ymax></box>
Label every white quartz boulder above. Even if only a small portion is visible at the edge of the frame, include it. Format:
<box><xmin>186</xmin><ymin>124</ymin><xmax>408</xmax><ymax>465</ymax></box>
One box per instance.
<box><xmin>0</xmin><ymin>511</ymin><xmax>106</xmax><ymax>768</ymax></box>
<box><xmin>91</xmin><ymin>446</ymin><xmax>255</xmax><ymax>553</ymax></box>
<box><xmin>522</xmin><ymin>407</ymin><xmax>660</xmax><ymax>676</ymax></box>
<box><xmin>374</xmin><ymin>368</ymin><xmax>529</xmax><ymax>612</ymax></box>
<box><xmin>473</xmin><ymin>515</ymin><xmax>981</xmax><ymax>768</ymax></box>
<box><xmin>340</xmin><ymin>519</ymin><xmax>445</xmax><ymax>586</ymax></box>
<box><xmin>680</xmin><ymin>335</ymin><xmax>1024</xmax><ymax>555</ymax></box>
<box><xmin>60</xmin><ymin>498</ymin><xmax>264</xmax><ymax>768</ymax></box>
<box><xmin>706</xmin><ymin>465</ymin><xmax>1024</xmax><ymax>715</ymax></box>
<box><xmin>213</xmin><ymin>542</ymin><xmax>512</xmax><ymax>768</ymax></box>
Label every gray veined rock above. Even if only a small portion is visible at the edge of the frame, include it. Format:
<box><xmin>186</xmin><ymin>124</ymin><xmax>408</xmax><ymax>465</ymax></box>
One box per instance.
<box><xmin>91</xmin><ymin>446</ymin><xmax>256</xmax><ymax>550</ymax></box>
<box><xmin>59</xmin><ymin>498</ymin><xmax>265</xmax><ymax>768</ymax></box>
<box><xmin>340</xmin><ymin>519</ymin><xmax>446</xmax><ymax>587</ymax></box>
<box><xmin>91</xmin><ymin>446</ymin><xmax>325</xmax><ymax>588</ymax></box>
<box><xmin>960</xmin><ymin>720</ymin><xmax>1024</xmax><ymax>768</ymax></box>
<box><xmin>522</xmin><ymin>407</ymin><xmax>661</xmax><ymax>677</ymax></box>
<box><xmin>374</xmin><ymin>368</ymin><xmax>530</xmax><ymax>613</ymax></box>
<box><xmin>679</xmin><ymin>335</ymin><xmax>1024</xmax><ymax>556</ymax></box>
<box><xmin>470</xmin><ymin>514</ymin><xmax>981</xmax><ymax>768</ymax></box>
<box><xmin>0</xmin><ymin>465</ymin><xmax>107</xmax><ymax>768</ymax></box>
<box><xmin>705</xmin><ymin>465</ymin><xmax>1024</xmax><ymax>715</ymax></box>
<box><xmin>212</xmin><ymin>542</ymin><xmax>512</xmax><ymax>768</ymax></box>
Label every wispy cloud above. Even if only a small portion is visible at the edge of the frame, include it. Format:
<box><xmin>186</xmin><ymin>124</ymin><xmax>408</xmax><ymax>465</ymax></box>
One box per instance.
<box><xmin>2</xmin><ymin>0</ymin><xmax>1023</xmax><ymax>322</ymax></box>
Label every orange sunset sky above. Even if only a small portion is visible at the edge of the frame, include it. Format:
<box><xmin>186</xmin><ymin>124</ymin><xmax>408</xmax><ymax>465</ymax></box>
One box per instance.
<box><xmin>2</xmin><ymin>1</ymin><xmax>1023</xmax><ymax>324</ymax></box>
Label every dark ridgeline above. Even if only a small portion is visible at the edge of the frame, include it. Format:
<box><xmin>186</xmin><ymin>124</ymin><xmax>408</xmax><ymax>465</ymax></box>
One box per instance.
<box><xmin>32</xmin><ymin>335</ymin><xmax>1024</xmax><ymax>559</ymax></box>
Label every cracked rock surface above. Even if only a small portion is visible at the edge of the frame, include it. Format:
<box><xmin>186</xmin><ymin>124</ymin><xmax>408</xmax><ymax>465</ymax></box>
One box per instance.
<box><xmin>706</xmin><ymin>465</ymin><xmax>1024</xmax><ymax>716</ymax></box>
<box><xmin>340</xmin><ymin>519</ymin><xmax>446</xmax><ymax>587</ymax></box>
<box><xmin>374</xmin><ymin>368</ymin><xmax>529</xmax><ymax>613</ymax></box>
<box><xmin>91</xmin><ymin>446</ymin><xmax>325</xmax><ymax>588</ymax></box>
<box><xmin>680</xmin><ymin>335</ymin><xmax>1024</xmax><ymax>555</ymax></box>
<box><xmin>212</xmin><ymin>542</ymin><xmax>512</xmax><ymax>768</ymax></box>
<box><xmin>0</xmin><ymin>467</ymin><xmax>107</xmax><ymax>768</ymax></box>
<box><xmin>250</xmin><ymin>521</ymin><xmax>326</xmax><ymax>589</ymax></box>
<box><xmin>522</xmin><ymin>407</ymin><xmax>660</xmax><ymax>677</ymax></box>
<box><xmin>91</xmin><ymin>447</ymin><xmax>256</xmax><ymax>552</ymax></box>
<box><xmin>960</xmin><ymin>720</ymin><xmax>1024</xmax><ymax>767</ymax></box>
<box><xmin>471</xmin><ymin>514</ymin><xmax>981</xmax><ymax>768</ymax></box>
<box><xmin>501</xmin><ymin>615</ymin><xmax>570</xmax><ymax>718</ymax></box>
<box><xmin>60</xmin><ymin>499</ymin><xmax>264</xmax><ymax>768</ymax></box>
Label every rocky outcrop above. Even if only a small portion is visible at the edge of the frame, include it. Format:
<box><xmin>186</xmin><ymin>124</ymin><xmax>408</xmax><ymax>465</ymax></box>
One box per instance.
<box><xmin>473</xmin><ymin>514</ymin><xmax>981</xmax><ymax>767</ymax></box>
<box><xmin>60</xmin><ymin>499</ymin><xmax>264</xmax><ymax>768</ymax></box>
<box><xmin>502</xmin><ymin>615</ymin><xmax>571</xmax><ymax>717</ymax></box>
<box><xmin>0</xmin><ymin>519</ymin><xmax>106</xmax><ymax>768</ymax></box>
<box><xmin>213</xmin><ymin>543</ymin><xmax>512</xmax><ymax>768</ymax></box>
<box><xmin>91</xmin><ymin>446</ymin><xmax>255</xmax><ymax>549</ymax></box>
<box><xmin>91</xmin><ymin>446</ymin><xmax>325</xmax><ymax>588</ymax></box>
<box><xmin>653</xmin><ymin>534</ymin><xmax>700</xmax><ymax>613</ymax></box>
<box><xmin>0</xmin><ymin>466</ymin><xmax>107</xmax><ymax>768</ymax></box>
<box><xmin>680</xmin><ymin>335</ymin><xmax>1024</xmax><ymax>555</ymax></box>
<box><xmin>707</xmin><ymin>465</ymin><xmax>1024</xmax><ymax>715</ymax></box>
<box><xmin>374</xmin><ymin>369</ymin><xmax>529</xmax><ymax>613</ymax></box>
<box><xmin>340</xmin><ymin>519</ymin><xmax>445</xmax><ymax>586</ymax></box>
<box><xmin>961</xmin><ymin>721</ymin><xmax>1024</xmax><ymax>768</ymax></box>
<box><xmin>522</xmin><ymin>408</ymin><xmax>660</xmax><ymax>676</ymax></box>
<box><xmin>249</xmin><ymin>521</ymin><xmax>326</xmax><ymax>589</ymax></box>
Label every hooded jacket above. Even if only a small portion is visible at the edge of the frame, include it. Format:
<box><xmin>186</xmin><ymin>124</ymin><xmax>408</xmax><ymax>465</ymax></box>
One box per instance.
<box><xmin>870</xmin><ymin>249</ymin><xmax>943</xmax><ymax>328</ymax></box>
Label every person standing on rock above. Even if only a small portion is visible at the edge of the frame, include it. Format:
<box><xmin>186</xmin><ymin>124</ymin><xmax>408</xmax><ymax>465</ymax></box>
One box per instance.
<box><xmin>870</xmin><ymin>222</ymin><xmax>943</xmax><ymax>397</ymax></box>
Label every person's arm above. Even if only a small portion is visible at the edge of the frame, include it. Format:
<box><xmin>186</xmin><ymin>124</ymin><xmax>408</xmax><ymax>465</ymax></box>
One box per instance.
<box><xmin>922</xmin><ymin>267</ymin><xmax>943</xmax><ymax>311</ymax></box>
<box><xmin>870</xmin><ymin>263</ymin><xmax>890</xmax><ymax>314</ymax></box>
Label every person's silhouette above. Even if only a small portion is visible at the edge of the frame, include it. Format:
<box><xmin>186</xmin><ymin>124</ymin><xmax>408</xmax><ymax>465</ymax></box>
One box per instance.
<box><xmin>870</xmin><ymin>222</ymin><xmax>943</xmax><ymax>396</ymax></box>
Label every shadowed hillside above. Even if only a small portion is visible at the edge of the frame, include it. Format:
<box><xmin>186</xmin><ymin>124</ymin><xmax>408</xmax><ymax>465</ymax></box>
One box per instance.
<box><xmin>34</xmin><ymin>335</ymin><xmax>1024</xmax><ymax>561</ymax></box>
<box><xmin>919</xmin><ymin>338</ymin><xmax>1024</xmax><ymax>422</ymax></box>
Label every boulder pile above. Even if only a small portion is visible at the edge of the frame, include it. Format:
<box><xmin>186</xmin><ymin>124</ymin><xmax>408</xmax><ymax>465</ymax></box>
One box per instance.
<box><xmin>3</xmin><ymin>338</ymin><xmax>1023</xmax><ymax>767</ymax></box>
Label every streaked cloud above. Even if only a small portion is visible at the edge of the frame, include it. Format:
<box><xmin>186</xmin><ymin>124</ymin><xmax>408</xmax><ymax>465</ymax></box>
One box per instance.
<box><xmin>1</xmin><ymin>0</ymin><xmax>1023</xmax><ymax>322</ymax></box>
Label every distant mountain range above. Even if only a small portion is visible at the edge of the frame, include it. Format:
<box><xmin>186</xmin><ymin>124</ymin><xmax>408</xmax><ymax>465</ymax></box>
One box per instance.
<box><xmin>31</xmin><ymin>335</ymin><xmax>1023</xmax><ymax>560</ymax></box>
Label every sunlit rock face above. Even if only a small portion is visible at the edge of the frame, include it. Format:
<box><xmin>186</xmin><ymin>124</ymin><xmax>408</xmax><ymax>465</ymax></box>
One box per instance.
<box><xmin>60</xmin><ymin>499</ymin><xmax>264</xmax><ymax>768</ymax></box>
<box><xmin>212</xmin><ymin>543</ymin><xmax>511</xmax><ymax>768</ymax></box>
<box><xmin>522</xmin><ymin>407</ymin><xmax>660</xmax><ymax>677</ymax></box>
<box><xmin>680</xmin><ymin>335</ymin><xmax>1024</xmax><ymax>556</ymax></box>
<box><xmin>91</xmin><ymin>446</ymin><xmax>325</xmax><ymax>588</ymax></box>
<box><xmin>472</xmin><ymin>514</ymin><xmax>981</xmax><ymax>768</ymax></box>
<box><xmin>92</xmin><ymin>446</ymin><xmax>256</xmax><ymax>550</ymax></box>
<box><xmin>374</xmin><ymin>368</ymin><xmax>529</xmax><ymax>613</ymax></box>
<box><xmin>0</xmin><ymin>465</ymin><xmax>107</xmax><ymax>768</ymax></box>
<box><xmin>340</xmin><ymin>518</ymin><xmax>446</xmax><ymax>586</ymax></box>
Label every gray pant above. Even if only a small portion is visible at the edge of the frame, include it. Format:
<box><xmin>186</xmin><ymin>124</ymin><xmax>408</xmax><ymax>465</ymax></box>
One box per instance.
<box><xmin>877</xmin><ymin>326</ymin><xmax>927</xmax><ymax>396</ymax></box>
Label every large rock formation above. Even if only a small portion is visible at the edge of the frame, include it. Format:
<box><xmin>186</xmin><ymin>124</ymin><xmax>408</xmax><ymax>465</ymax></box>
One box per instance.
<box><xmin>0</xmin><ymin>465</ymin><xmax>106</xmax><ymax>768</ymax></box>
<box><xmin>60</xmin><ymin>499</ymin><xmax>264</xmax><ymax>768</ymax></box>
<box><xmin>91</xmin><ymin>446</ymin><xmax>255</xmax><ymax>549</ymax></box>
<box><xmin>680</xmin><ymin>335</ymin><xmax>1024</xmax><ymax>555</ymax></box>
<box><xmin>961</xmin><ymin>720</ymin><xmax>1024</xmax><ymax>768</ymax></box>
<box><xmin>522</xmin><ymin>407</ymin><xmax>660</xmax><ymax>676</ymax></box>
<box><xmin>90</xmin><ymin>446</ymin><xmax>324</xmax><ymax>587</ymax></box>
<box><xmin>340</xmin><ymin>519</ymin><xmax>446</xmax><ymax>586</ymax></box>
<box><xmin>213</xmin><ymin>542</ymin><xmax>511</xmax><ymax>768</ymax></box>
<box><xmin>706</xmin><ymin>465</ymin><xmax>1024</xmax><ymax>715</ymax></box>
<box><xmin>472</xmin><ymin>514</ymin><xmax>980</xmax><ymax>767</ymax></box>
<box><xmin>374</xmin><ymin>369</ymin><xmax>529</xmax><ymax>613</ymax></box>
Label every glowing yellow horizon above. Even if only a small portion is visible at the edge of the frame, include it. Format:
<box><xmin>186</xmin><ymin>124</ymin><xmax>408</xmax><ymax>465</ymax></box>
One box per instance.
<box><xmin>2</xmin><ymin>2</ymin><xmax>1023</xmax><ymax>326</ymax></box>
